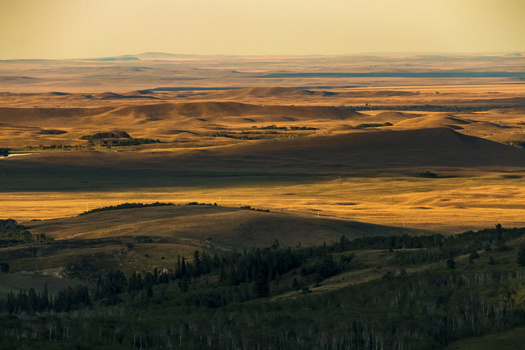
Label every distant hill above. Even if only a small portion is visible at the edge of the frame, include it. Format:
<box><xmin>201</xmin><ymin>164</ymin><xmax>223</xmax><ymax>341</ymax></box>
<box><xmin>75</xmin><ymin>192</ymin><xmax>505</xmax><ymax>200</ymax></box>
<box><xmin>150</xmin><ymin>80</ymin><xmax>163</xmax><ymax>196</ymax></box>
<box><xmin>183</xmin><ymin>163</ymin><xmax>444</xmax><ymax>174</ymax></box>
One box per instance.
<box><xmin>85</xmin><ymin>55</ymin><xmax>140</xmax><ymax>61</ymax></box>
<box><xmin>112</xmin><ymin>101</ymin><xmax>363</xmax><ymax>121</ymax></box>
<box><xmin>202</xmin><ymin>127</ymin><xmax>525</xmax><ymax>171</ymax></box>
<box><xmin>0</xmin><ymin>102</ymin><xmax>362</xmax><ymax>127</ymax></box>
<box><xmin>395</xmin><ymin>114</ymin><xmax>473</xmax><ymax>130</ymax></box>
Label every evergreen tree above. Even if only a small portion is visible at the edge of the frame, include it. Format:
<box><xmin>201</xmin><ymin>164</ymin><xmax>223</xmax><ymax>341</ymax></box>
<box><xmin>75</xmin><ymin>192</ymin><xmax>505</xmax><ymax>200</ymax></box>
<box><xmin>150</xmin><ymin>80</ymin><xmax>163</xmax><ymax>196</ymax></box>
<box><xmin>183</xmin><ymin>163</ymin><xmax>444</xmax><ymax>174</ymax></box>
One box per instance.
<box><xmin>517</xmin><ymin>246</ymin><xmax>525</xmax><ymax>267</ymax></box>
<box><xmin>446</xmin><ymin>256</ymin><xmax>455</xmax><ymax>269</ymax></box>
<box><xmin>253</xmin><ymin>272</ymin><xmax>268</xmax><ymax>298</ymax></box>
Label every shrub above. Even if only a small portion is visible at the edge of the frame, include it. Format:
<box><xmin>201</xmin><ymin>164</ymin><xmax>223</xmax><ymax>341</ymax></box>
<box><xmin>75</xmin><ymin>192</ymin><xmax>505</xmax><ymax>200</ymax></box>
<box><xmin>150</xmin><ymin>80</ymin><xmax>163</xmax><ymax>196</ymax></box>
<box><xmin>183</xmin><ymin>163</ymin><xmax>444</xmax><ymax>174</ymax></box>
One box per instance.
<box><xmin>419</xmin><ymin>171</ymin><xmax>438</xmax><ymax>178</ymax></box>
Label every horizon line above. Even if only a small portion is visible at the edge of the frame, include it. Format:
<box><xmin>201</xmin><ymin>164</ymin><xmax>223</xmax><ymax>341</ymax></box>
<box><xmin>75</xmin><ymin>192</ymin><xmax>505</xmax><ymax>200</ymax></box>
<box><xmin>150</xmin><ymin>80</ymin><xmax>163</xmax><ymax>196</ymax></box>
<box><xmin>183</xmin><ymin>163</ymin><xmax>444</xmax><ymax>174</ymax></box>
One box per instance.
<box><xmin>1</xmin><ymin>51</ymin><xmax>523</xmax><ymax>62</ymax></box>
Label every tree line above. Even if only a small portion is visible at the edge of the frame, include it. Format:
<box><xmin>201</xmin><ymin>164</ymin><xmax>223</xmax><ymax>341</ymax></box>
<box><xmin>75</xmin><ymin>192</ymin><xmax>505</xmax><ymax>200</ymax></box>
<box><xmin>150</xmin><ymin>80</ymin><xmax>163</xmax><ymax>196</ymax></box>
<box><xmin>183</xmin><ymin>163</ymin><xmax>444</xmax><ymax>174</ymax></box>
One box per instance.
<box><xmin>0</xmin><ymin>219</ymin><xmax>50</xmax><ymax>248</ymax></box>
<box><xmin>3</xmin><ymin>224</ymin><xmax>525</xmax><ymax>348</ymax></box>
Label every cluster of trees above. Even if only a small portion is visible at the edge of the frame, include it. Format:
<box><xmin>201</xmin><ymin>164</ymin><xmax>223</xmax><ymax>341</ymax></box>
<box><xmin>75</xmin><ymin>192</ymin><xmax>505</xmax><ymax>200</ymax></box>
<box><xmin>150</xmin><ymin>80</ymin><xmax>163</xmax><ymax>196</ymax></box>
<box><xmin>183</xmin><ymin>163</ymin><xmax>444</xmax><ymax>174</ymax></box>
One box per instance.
<box><xmin>0</xmin><ymin>285</ymin><xmax>90</xmax><ymax>314</ymax></box>
<box><xmin>355</xmin><ymin>122</ymin><xmax>393</xmax><ymax>129</ymax></box>
<box><xmin>80</xmin><ymin>131</ymin><xmax>162</xmax><ymax>147</ymax></box>
<box><xmin>252</xmin><ymin>125</ymin><xmax>318</xmax><ymax>131</ymax></box>
<box><xmin>80</xmin><ymin>131</ymin><xmax>131</xmax><ymax>140</ymax></box>
<box><xmin>419</xmin><ymin>171</ymin><xmax>438</xmax><ymax>178</ymax></box>
<box><xmin>37</xmin><ymin>129</ymin><xmax>68</xmax><ymax>135</ymax></box>
<box><xmin>341</xmin><ymin>224</ymin><xmax>523</xmax><ymax>256</ymax></box>
<box><xmin>239</xmin><ymin>205</ymin><xmax>270</xmax><ymax>212</ymax></box>
<box><xmin>79</xmin><ymin>202</ymin><xmax>174</xmax><ymax>216</ymax></box>
<box><xmin>90</xmin><ymin>242</ymin><xmax>353</xmax><ymax>308</ymax></box>
<box><xmin>0</xmin><ymin>219</ymin><xmax>49</xmax><ymax>247</ymax></box>
<box><xmin>210</xmin><ymin>131</ymin><xmax>309</xmax><ymax>140</ymax></box>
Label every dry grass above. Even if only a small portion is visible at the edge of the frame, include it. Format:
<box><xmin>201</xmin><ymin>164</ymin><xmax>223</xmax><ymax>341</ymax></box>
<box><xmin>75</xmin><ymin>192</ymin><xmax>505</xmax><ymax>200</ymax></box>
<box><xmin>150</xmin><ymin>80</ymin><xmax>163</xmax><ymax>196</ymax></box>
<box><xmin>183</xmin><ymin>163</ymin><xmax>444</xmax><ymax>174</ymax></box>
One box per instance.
<box><xmin>1</xmin><ymin>125</ymin><xmax>524</xmax><ymax>233</ymax></box>
<box><xmin>1</xmin><ymin>167</ymin><xmax>524</xmax><ymax>234</ymax></box>
<box><xmin>24</xmin><ymin>205</ymin><xmax>422</xmax><ymax>246</ymax></box>
<box><xmin>1</xmin><ymin>54</ymin><xmax>524</xmax><ymax>235</ymax></box>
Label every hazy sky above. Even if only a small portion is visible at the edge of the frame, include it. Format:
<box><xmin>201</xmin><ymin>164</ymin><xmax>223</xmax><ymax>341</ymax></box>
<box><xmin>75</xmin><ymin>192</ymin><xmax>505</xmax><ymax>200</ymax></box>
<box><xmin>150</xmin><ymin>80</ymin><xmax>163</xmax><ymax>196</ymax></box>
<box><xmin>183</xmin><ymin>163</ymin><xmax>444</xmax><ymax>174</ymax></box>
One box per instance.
<box><xmin>0</xmin><ymin>0</ymin><xmax>524</xmax><ymax>59</ymax></box>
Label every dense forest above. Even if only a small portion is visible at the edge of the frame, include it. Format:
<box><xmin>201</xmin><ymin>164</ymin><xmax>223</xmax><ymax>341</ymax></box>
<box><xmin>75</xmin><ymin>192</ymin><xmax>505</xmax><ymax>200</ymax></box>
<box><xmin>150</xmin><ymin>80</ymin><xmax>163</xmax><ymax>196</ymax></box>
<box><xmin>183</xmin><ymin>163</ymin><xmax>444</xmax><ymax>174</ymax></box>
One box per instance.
<box><xmin>2</xmin><ymin>222</ymin><xmax>525</xmax><ymax>349</ymax></box>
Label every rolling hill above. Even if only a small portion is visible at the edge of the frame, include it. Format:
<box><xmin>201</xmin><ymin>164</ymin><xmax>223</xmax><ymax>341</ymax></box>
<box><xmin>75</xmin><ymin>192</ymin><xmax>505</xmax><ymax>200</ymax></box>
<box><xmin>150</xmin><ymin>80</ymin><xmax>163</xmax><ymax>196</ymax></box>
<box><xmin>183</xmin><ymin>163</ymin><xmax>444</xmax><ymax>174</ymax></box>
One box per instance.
<box><xmin>24</xmin><ymin>204</ymin><xmax>424</xmax><ymax>247</ymax></box>
<box><xmin>3</xmin><ymin>127</ymin><xmax>525</xmax><ymax>175</ymax></box>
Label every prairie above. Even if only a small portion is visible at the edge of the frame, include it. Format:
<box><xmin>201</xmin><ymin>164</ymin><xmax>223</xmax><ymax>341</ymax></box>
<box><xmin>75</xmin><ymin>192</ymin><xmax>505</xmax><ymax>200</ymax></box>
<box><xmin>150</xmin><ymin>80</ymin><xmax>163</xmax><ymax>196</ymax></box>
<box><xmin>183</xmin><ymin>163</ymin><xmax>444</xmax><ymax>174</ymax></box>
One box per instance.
<box><xmin>1</xmin><ymin>54</ymin><xmax>525</xmax><ymax>348</ymax></box>
<box><xmin>2</xmin><ymin>123</ymin><xmax>525</xmax><ymax>232</ymax></box>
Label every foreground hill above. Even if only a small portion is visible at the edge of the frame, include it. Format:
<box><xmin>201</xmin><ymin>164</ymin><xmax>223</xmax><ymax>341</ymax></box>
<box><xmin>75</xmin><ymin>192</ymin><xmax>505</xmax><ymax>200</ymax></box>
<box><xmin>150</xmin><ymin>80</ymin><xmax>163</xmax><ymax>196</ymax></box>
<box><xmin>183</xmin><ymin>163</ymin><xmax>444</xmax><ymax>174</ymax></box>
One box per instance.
<box><xmin>4</xmin><ymin>212</ymin><xmax>525</xmax><ymax>349</ymax></box>
<box><xmin>1</xmin><ymin>204</ymin><xmax>424</xmax><ymax>285</ymax></box>
<box><xmin>25</xmin><ymin>204</ymin><xmax>423</xmax><ymax>247</ymax></box>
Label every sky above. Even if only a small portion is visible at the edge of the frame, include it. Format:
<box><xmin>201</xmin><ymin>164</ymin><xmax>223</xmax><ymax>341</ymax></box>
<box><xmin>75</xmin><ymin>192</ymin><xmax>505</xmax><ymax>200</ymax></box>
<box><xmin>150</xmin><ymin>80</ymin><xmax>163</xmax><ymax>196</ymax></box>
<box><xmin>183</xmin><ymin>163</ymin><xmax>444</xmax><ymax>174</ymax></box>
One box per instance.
<box><xmin>0</xmin><ymin>0</ymin><xmax>524</xmax><ymax>59</ymax></box>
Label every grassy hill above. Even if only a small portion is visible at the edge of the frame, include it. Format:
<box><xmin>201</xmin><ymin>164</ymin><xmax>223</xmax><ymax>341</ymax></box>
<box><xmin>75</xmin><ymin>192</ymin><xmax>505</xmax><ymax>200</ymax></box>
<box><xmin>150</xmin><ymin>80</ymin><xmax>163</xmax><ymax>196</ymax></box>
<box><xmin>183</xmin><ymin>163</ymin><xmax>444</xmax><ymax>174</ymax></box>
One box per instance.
<box><xmin>25</xmin><ymin>204</ymin><xmax>425</xmax><ymax>244</ymax></box>
<box><xmin>0</xmin><ymin>204</ymin><xmax>425</xmax><ymax>277</ymax></box>
<box><xmin>3</xmin><ymin>127</ymin><xmax>525</xmax><ymax>180</ymax></box>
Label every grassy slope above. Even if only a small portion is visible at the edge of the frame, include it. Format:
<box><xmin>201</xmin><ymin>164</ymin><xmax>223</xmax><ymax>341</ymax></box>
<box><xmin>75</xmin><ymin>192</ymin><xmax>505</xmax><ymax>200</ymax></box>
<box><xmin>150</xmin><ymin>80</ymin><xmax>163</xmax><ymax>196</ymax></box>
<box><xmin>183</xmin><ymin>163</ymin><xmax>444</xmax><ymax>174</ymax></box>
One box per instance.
<box><xmin>25</xmin><ymin>205</ymin><xmax>424</xmax><ymax>244</ymax></box>
<box><xmin>0</xmin><ymin>205</ymin><xmax>423</xmax><ymax>276</ymax></box>
<box><xmin>446</xmin><ymin>325</ymin><xmax>525</xmax><ymax>350</ymax></box>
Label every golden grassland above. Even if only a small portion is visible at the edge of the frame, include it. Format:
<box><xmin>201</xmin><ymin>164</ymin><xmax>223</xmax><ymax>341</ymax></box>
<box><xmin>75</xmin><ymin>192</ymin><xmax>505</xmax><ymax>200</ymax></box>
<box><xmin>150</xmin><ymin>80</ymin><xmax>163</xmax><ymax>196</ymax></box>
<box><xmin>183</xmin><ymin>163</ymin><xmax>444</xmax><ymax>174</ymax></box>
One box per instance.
<box><xmin>1</xmin><ymin>55</ymin><xmax>525</xmax><ymax>348</ymax></box>
<box><xmin>0</xmin><ymin>54</ymin><xmax>524</xmax><ymax>235</ymax></box>
<box><xmin>1</xmin><ymin>168</ymin><xmax>524</xmax><ymax>234</ymax></box>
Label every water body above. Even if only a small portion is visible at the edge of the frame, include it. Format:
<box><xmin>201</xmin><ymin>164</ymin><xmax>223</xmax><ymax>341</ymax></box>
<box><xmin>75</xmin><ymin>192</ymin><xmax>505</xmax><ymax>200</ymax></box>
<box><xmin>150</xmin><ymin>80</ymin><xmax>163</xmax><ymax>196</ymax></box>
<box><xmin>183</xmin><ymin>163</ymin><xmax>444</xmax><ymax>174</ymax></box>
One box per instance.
<box><xmin>0</xmin><ymin>153</ymin><xmax>34</xmax><ymax>159</ymax></box>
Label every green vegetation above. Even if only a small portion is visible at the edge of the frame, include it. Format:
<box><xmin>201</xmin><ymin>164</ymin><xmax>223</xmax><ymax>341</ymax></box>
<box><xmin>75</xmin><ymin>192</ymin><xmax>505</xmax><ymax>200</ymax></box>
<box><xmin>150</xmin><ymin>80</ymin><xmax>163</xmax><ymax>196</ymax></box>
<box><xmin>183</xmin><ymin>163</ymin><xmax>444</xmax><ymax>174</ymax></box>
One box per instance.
<box><xmin>355</xmin><ymin>122</ymin><xmax>393</xmax><ymax>128</ymax></box>
<box><xmin>239</xmin><ymin>205</ymin><xmax>270</xmax><ymax>212</ymax></box>
<box><xmin>252</xmin><ymin>125</ymin><xmax>318</xmax><ymax>130</ymax></box>
<box><xmin>37</xmin><ymin>129</ymin><xmax>68</xmax><ymax>135</ymax></box>
<box><xmin>27</xmin><ymin>144</ymin><xmax>80</xmax><ymax>151</ymax></box>
<box><xmin>209</xmin><ymin>125</ymin><xmax>318</xmax><ymax>140</ymax></box>
<box><xmin>447</xmin><ymin>325</ymin><xmax>525</xmax><ymax>349</ymax></box>
<box><xmin>0</xmin><ymin>219</ymin><xmax>50</xmax><ymax>247</ymax></box>
<box><xmin>80</xmin><ymin>131</ymin><xmax>162</xmax><ymax>147</ymax></box>
<box><xmin>79</xmin><ymin>202</ymin><xmax>174</xmax><ymax>216</ymax></box>
<box><xmin>80</xmin><ymin>131</ymin><xmax>131</xmax><ymax>140</ymax></box>
<box><xmin>419</xmin><ymin>171</ymin><xmax>438</xmax><ymax>178</ymax></box>
<box><xmin>2</xmin><ymin>221</ymin><xmax>525</xmax><ymax>348</ymax></box>
<box><xmin>210</xmin><ymin>131</ymin><xmax>309</xmax><ymax>140</ymax></box>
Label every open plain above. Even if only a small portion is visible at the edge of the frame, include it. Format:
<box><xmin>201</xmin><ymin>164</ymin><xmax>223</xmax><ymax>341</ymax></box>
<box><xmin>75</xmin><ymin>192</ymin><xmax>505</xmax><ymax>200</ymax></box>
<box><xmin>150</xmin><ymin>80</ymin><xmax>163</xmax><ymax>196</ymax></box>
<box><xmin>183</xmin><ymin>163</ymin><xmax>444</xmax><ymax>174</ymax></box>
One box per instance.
<box><xmin>1</xmin><ymin>54</ymin><xmax>525</xmax><ymax>233</ymax></box>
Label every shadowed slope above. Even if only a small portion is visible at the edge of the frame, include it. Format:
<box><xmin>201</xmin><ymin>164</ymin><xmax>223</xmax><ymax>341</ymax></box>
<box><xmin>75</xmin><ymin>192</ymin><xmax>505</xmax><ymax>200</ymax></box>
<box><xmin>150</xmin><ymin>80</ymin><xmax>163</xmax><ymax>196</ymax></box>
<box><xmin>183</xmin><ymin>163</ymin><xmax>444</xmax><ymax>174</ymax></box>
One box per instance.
<box><xmin>2</xmin><ymin>127</ymin><xmax>525</xmax><ymax>195</ymax></box>
<box><xmin>207</xmin><ymin>127</ymin><xmax>525</xmax><ymax>170</ymax></box>
<box><xmin>0</xmin><ymin>106</ymin><xmax>112</xmax><ymax>126</ymax></box>
<box><xmin>112</xmin><ymin>102</ymin><xmax>362</xmax><ymax>121</ymax></box>
<box><xmin>3</xmin><ymin>128</ymin><xmax>525</xmax><ymax>175</ymax></box>
<box><xmin>0</xmin><ymin>102</ymin><xmax>362</xmax><ymax>133</ymax></box>
<box><xmin>24</xmin><ymin>205</ymin><xmax>425</xmax><ymax>248</ymax></box>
